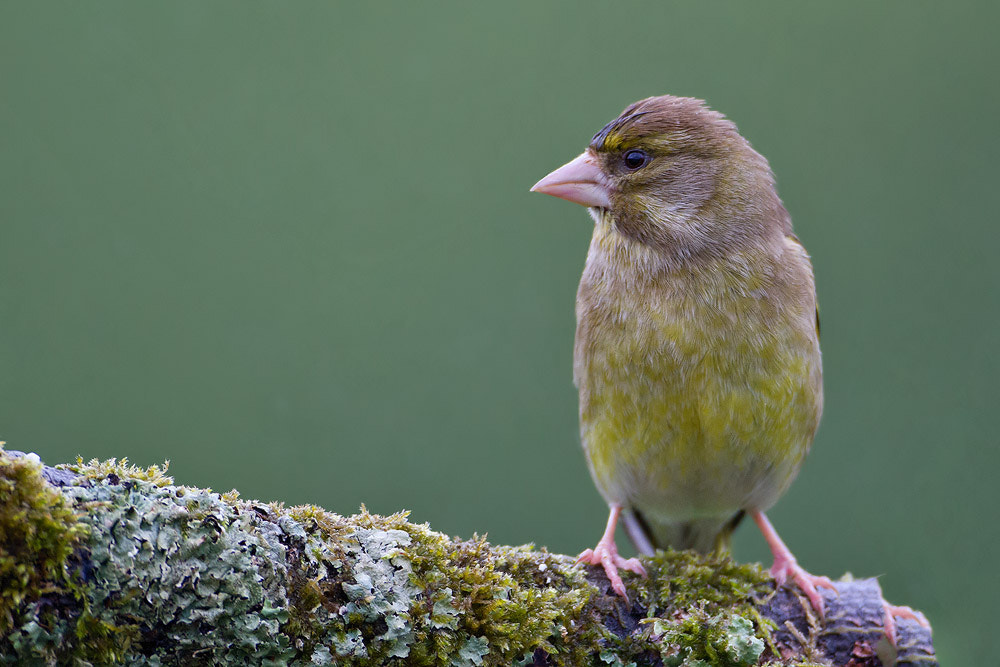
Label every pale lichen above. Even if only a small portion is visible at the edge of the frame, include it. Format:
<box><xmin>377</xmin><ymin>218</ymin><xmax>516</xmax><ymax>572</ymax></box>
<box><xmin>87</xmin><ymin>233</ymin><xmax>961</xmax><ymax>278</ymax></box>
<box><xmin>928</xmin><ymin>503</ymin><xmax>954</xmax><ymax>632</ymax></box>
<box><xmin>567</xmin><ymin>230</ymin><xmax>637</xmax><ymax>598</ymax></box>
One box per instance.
<box><xmin>281</xmin><ymin>506</ymin><xmax>593</xmax><ymax>666</ymax></box>
<box><xmin>0</xmin><ymin>449</ymin><xmax>844</xmax><ymax>666</ymax></box>
<box><xmin>651</xmin><ymin>611</ymin><xmax>763</xmax><ymax>666</ymax></box>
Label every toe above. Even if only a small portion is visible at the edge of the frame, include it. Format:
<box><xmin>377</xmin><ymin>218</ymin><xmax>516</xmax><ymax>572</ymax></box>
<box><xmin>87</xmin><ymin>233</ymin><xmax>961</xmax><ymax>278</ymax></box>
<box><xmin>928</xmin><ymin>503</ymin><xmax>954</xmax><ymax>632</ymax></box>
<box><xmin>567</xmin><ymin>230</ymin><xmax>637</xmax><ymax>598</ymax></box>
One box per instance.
<box><xmin>772</xmin><ymin>562</ymin><xmax>834</xmax><ymax>618</ymax></box>
<box><xmin>575</xmin><ymin>541</ymin><xmax>642</xmax><ymax>602</ymax></box>
<box><xmin>618</xmin><ymin>556</ymin><xmax>647</xmax><ymax>577</ymax></box>
<box><xmin>882</xmin><ymin>601</ymin><xmax>931</xmax><ymax>646</ymax></box>
<box><xmin>793</xmin><ymin>575</ymin><xmax>826</xmax><ymax>617</ymax></box>
<box><xmin>601</xmin><ymin>561</ymin><xmax>629</xmax><ymax>600</ymax></box>
<box><xmin>887</xmin><ymin>603</ymin><xmax>929</xmax><ymax>626</ymax></box>
<box><xmin>882</xmin><ymin>602</ymin><xmax>900</xmax><ymax>645</ymax></box>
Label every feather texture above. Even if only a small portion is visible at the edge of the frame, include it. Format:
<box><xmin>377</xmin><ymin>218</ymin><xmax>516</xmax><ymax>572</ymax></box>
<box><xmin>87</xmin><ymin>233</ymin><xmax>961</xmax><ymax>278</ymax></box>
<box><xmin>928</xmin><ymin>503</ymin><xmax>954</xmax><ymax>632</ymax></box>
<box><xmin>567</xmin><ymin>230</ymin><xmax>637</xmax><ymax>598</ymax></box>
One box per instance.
<box><xmin>570</xmin><ymin>96</ymin><xmax>822</xmax><ymax>554</ymax></box>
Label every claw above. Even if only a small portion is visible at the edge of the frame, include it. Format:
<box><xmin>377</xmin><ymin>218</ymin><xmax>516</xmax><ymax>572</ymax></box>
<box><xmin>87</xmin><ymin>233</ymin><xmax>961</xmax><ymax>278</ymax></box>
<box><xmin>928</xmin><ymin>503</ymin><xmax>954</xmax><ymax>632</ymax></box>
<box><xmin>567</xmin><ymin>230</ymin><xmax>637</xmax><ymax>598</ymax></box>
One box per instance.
<box><xmin>752</xmin><ymin>511</ymin><xmax>835</xmax><ymax>617</ymax></box>
<box><xmin>577</xmin><ymin>505</ymin><xmax>647</xmax><ymax>602</ymax></box>
<box><xmin>882</xmin><ymin>601</ymin><xmax>930</xmax><ymax>645</ymax></box>
<box><xmin>770</xmin><ymin>555</ymin><xmax>837</xmax><ymax>616</ymax></box>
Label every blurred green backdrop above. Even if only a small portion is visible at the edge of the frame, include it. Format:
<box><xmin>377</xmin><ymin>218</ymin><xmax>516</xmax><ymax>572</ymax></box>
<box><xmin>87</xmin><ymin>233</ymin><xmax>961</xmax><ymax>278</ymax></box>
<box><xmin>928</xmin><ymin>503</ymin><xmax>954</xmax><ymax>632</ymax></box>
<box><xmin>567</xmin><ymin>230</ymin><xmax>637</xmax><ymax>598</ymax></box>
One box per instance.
<box><xmin>2</xmin><ymin>2</ymin><xmax>996</xmax><ymax>663</ymax></box>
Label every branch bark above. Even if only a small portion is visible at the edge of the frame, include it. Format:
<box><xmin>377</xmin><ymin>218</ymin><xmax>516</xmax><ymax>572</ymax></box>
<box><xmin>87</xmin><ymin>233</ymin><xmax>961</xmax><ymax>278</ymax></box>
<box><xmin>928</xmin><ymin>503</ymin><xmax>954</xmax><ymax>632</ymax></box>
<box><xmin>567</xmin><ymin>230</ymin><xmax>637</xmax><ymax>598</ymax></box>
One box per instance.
<box><xmin>0</xmin><ymin>449</ymin><xmax>935</xmax><ymax>666</ymax></box>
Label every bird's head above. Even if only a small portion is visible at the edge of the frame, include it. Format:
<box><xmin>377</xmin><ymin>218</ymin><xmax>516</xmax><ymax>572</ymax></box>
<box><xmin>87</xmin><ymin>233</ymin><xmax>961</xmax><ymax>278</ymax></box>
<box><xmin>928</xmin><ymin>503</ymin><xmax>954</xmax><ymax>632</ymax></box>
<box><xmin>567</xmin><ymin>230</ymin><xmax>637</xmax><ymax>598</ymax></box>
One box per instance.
<box><xmin>532</xmin><ymin>95</ymin><xmax>788</xmax><ymax>261</ymax></box>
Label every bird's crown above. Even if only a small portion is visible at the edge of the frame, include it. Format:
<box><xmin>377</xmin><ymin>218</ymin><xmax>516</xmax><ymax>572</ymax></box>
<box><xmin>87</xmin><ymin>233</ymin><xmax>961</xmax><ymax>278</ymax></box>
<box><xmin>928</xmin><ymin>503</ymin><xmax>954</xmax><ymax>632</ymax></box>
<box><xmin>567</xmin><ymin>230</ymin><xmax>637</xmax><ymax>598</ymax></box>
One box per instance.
<box><xmin>589</xmin><ymin>95</ymin><xmax>738</xmax><ymax>155</ymax></box>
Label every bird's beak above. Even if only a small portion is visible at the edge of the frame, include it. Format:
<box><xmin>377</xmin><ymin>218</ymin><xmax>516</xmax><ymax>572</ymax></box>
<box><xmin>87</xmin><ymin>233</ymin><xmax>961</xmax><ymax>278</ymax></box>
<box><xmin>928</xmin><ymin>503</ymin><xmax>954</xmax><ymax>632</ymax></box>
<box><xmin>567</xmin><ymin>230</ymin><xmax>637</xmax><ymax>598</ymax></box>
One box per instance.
<box><xmin>530</xmin><ymin>152</ymin><xmax>611</xmax><ymax>209</ymax></box>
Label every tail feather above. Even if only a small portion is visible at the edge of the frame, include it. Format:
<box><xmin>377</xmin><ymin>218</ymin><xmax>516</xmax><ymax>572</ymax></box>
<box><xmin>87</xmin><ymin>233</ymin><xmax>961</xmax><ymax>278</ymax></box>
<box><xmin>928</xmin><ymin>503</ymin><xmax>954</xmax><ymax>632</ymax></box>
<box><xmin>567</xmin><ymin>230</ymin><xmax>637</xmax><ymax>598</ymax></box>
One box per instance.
<box><xmin>623</xmin><ymin>509</ymin><xmax>745</xmax><ymax>555</ymax></box>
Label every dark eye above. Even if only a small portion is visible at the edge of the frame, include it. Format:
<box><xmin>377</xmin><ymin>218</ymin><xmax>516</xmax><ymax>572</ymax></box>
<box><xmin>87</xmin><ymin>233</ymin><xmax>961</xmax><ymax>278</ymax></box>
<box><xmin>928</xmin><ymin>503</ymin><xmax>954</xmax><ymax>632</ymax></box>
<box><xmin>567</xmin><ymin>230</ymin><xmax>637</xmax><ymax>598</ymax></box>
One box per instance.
<box><xmin>623</xmin><ymin>149</ymin><xmax>649</xmax><ymax>171</ymax></box>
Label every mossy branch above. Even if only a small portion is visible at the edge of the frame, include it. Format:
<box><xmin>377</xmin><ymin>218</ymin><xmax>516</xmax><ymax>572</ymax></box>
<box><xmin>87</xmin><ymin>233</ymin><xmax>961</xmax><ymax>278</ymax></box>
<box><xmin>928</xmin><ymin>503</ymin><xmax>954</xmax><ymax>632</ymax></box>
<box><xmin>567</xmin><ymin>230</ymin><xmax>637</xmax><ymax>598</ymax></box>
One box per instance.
<box><xmin>0</xmin><ymin>448</ymin><xmax>935</xmax><ymax>667</ymax></box>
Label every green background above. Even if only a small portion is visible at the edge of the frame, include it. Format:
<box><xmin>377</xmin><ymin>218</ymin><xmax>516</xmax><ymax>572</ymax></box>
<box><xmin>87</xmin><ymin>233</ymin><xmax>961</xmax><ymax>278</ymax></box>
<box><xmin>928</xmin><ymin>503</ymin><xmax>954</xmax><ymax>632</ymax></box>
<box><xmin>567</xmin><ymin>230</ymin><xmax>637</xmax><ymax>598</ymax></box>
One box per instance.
<box><xmin>2</xmin><ymin>3</ymin><xmax>996</xmax><ymax>663</ymax></box>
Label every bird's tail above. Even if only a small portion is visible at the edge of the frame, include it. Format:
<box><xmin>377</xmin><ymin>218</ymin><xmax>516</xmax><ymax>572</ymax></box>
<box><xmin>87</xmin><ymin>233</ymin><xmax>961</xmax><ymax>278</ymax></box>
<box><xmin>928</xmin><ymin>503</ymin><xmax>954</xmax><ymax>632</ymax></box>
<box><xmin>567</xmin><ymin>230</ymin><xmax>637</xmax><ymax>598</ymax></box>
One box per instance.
<box><xmin>622</xmin><ymin>509</ymin><xmax>745</xmax><ymax>555</ymax></box>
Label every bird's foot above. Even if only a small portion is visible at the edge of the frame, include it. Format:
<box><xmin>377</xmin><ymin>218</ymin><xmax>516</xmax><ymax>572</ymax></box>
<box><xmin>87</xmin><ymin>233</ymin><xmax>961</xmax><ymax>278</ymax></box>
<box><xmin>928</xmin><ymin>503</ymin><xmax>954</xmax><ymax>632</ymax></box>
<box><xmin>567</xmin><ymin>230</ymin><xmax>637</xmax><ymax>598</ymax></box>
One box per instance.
<box><xmin>769</xmin><ymin>552</ymin><xmax>836</xmax><ymax>617</ymax></box>
<box><xmin>577</xmin><ymin>538</ymin><xmax>646</xmax><ymax>601</ymax></box>
<box><xmin>882</xmin><ymin>601</ymin><xmax>930</xmax><ymax>645</ymax></box>
<box><xmin>752</xmin><ymin>511</ymin><xmax>835</xmax><ymax>617</ymax></box>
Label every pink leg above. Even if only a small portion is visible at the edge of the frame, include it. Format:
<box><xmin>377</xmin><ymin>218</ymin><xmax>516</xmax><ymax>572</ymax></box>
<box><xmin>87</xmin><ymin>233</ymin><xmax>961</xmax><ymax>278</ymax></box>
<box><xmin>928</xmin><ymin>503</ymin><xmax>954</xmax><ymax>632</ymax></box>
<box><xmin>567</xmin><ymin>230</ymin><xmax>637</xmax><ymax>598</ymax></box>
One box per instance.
<box><xmin>751</xmin><ymin>511</ymin><xmax>835</xmax><ymax>616</ymax></box>
<box><xmin>577</xmin><ymin>504</ymin><xmax>647</xmax><ymax>601</ymax></box>
<box><xmin>882</xmin><ymin>602</ymin><xmax>931</xmax><ymax>645</ymax></box>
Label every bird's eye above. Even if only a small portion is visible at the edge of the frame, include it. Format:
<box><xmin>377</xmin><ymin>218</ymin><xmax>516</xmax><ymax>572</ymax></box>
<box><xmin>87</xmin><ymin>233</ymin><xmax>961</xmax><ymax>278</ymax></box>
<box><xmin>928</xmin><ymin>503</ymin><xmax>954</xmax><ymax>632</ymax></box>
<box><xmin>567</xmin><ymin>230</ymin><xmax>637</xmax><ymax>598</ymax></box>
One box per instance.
<box><xmin>623</xmin><ymin>149</ymin><xmax>649</xmax><ymax>171</ymax></box>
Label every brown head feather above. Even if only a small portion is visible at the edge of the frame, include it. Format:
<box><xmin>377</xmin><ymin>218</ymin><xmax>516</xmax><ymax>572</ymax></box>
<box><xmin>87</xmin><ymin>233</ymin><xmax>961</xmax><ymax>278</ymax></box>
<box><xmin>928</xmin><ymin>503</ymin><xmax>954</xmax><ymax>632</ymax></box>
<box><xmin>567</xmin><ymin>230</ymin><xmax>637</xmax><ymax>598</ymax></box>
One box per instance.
<box><xmin>590</xmin><ymin>96</ymin><xmax>738</xmax><ymax>154</ymax></box>
<box><xmin>584</xmin><ymin>95</ymin><xmax>791</xmax><ymax>265</ymax></box>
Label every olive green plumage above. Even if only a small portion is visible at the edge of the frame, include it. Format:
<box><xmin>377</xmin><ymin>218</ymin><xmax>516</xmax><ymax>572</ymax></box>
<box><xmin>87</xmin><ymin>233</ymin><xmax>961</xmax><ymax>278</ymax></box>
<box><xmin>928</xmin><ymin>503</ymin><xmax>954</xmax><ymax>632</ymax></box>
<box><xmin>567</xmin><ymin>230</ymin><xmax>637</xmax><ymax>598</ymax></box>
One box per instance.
<box><xmin>560</xmin><ymin>96</ymin><xmax>822</xmax><ymax>554</ymax></box>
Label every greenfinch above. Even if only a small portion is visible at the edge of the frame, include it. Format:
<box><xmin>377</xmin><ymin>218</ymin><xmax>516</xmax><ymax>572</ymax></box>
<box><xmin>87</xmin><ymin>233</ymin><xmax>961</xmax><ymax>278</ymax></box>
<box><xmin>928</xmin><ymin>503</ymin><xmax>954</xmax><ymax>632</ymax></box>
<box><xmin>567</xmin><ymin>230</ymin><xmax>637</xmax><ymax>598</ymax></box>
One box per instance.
<box><xmin>531</xmin><ymin>95</ymin><xmax>834</xmax><ymax>613</ymax></box>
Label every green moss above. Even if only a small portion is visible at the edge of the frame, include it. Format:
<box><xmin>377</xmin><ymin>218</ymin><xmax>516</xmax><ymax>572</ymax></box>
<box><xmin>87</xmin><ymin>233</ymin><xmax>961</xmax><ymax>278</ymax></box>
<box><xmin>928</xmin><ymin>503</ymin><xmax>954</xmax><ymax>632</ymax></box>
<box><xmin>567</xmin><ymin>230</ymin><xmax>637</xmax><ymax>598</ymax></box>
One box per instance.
<box><xmin>545</xmin><ymin>550</ymin><xmax>774</xmax><ymax>667</ymax></box>
<box><xmin>0</xmin><ymin>447</ymin><xmax>87</xmax><ymax>634</ymax></box>
<box><xmin>72</xmin><ymin>610</ymin><xmax>142</xmax><ymax>664</ymax></box>
<box><xmin>651</xmin><ymin>610</ymin><xmax>764</xmax><ymax>666</ymax></box>
<box><xmin>3</xmin><ymin>453</ymin><xmax>782</xmax><ymax>666</ymax></box>
<box><xmin>283</xmin><ymin>506</ymin><xmax>592</xmax><ymax>666</ymax></box>
<box><xmin>279</xmin><ymin>508</ymin><xmax>775</xmax><ymax>667</ymax></box>
<box><xmin>641</xmin><ymin>549</ymin><xmax>771</xmax><ymax>612</ymax></box>
<box><xmin>2</xmin><ymin>453</ymin><xmax>298</xmax><ymax>665</ymax></box>
<box><xmin>62</xmin><ymin>455</ymin><xmax>174</xmax><ymax>487</ymax></box>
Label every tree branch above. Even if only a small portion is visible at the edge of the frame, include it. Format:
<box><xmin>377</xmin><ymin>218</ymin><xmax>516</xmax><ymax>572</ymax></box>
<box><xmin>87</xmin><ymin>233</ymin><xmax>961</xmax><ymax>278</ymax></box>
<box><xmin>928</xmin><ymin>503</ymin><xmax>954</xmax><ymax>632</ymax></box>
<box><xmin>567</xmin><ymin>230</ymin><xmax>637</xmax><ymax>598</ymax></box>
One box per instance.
<box><xmin>0</xmin><ymin>448</ymin><xmax>935</xmax><ymax>666</ymax></box>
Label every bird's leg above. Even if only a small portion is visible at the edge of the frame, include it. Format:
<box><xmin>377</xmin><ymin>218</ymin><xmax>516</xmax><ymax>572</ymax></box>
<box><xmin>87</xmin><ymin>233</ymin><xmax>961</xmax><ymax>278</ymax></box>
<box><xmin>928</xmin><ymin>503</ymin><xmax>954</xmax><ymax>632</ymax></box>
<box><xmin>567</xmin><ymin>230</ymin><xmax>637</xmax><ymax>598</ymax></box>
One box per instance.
<box><xmin>751</xmin><ymin>510</ymin><xmax>835</xmax><ymax>616</ymax></box>
<box><xmin>882</xmin><ymin>602</ymin><xmax>931</xmax><ymax>646</ymax></box>
<box><xmin>577</xmin><ymin>504</ymin><xmax>647</xmax><ymax>601</ymax></box>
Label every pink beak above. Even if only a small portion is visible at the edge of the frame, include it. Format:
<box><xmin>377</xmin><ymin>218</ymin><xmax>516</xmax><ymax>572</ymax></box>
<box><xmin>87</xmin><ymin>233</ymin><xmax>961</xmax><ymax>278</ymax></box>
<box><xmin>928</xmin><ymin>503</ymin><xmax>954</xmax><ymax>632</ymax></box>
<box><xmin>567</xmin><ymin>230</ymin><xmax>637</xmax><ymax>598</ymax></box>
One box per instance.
<box><xmin>530</xmin><ymin>152</ymin><xmax>612</xmax><ymax>209</ymax></box>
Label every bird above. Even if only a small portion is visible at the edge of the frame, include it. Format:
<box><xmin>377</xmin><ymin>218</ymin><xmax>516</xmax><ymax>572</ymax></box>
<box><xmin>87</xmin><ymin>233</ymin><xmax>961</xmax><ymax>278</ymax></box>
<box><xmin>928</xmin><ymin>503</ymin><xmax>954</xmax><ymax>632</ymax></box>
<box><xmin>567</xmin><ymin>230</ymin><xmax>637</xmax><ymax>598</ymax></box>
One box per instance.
<box><xmin>530</xmin><ymin>95</ymin><xmax>835</xmax><ymax>615</ymax></box>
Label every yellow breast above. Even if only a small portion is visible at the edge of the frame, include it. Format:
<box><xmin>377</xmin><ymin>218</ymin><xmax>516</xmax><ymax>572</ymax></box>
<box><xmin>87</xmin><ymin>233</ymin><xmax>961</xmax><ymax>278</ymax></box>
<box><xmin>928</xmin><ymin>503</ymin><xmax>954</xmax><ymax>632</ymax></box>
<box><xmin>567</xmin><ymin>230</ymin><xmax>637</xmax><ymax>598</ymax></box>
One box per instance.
<box><xmin>575</xmin><ymin>224</ymin><xmax>822</xmax><ymax>524</ymax></box>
